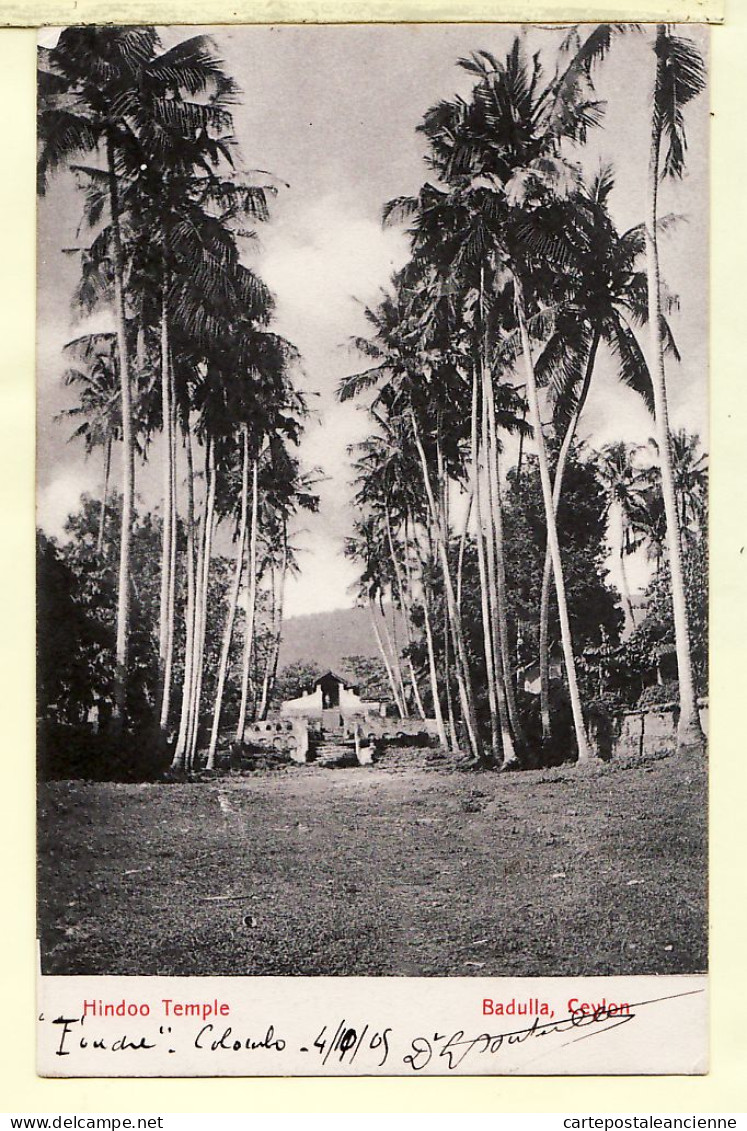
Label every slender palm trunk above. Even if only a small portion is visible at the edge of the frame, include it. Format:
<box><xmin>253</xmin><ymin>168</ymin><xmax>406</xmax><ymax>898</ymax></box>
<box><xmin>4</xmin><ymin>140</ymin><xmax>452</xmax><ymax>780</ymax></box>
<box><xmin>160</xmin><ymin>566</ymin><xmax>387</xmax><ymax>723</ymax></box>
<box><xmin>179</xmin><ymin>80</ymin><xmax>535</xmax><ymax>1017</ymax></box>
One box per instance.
<box><xmin>398</xmin><ymin>515</ymin><xmax>427</xmax><ymax>719</ymax></box>
<box><xmin>236</xmin><ymin>453</ymin><xmax>260</xmax><ymax>741</ymax></box>
<box><xmin>383</xmin><ymin>505</ymin><xmax>424</xmax><ymax>717</ymax></box>
<box><xmin>379</xmin><ymin>593</ymin><xmax>408</xmax><ymax>716</ymax></box>
<box><xmin>485</xmin><ymin>378</ymin><xmax>523</xmax><ymax>753</ymax></box>
<box><xmin>107</xmin><ymin>132</ymin><xmax>134</xmax><ymax>728</ymax></box>
<box><xmin>97</xmin><ymin>436</ymin><xmax>112</xmax><ymax>558</ymax></box>
<box><xmin>161</xmin><ymin>384</ymin><xmax>178</xmax><ymax>733</ymax></box>
<box><xmin>471</xmin><ymin>362</ymin><xmax>501</xmax><ymax>760</ymax></box>
<box><xmin>187</xmin><ymin>438</ymin><xmax>216</xmax><ymax>770</ymax></box>
<box><xmin>456</xmin><ymin>487</ymin><xmax>473</xmax><ymax>613</ymax></box>
<box><xmin>539</xmin><ymin>330</ymin><xmax>600</xmax><ymax>741</ymax></box>
<box><xmin>514</xmin><ymin>275</ymin><xmax>591</xmax><ymax>763</ymax></box>
<box><xmin>172</xmin><ymin>428</ymin><xmax>197</xmax><ymax>770</ymax></box>
<box><xmin>421</xmin><ymin>511</ymin><xmax>457</xmax><ymax>750</ymax></box>
<box><xmin>479</xmin><ymin>274</ymin><xmax>522</xmax><ymax>760</ymax></box>
<box><xmin>516</xmin><ymin>403</ymin><xmax>527</xmax><ymax>490</ymax></box>
<box><xmin>646</xmin><ymin>32</ymin><xmax>704</xmax><ymax>751</ymax></box>
<box><xmin>257</xmin><ymin>568</ymin><xmax>277</xmax><ymax>721</ymax></box>
<box><xmin>185</xmin><ymin>446</ymin><xmax>207</xmax><ymax>769</ymax></box>
<box><xmin>419</xmin><ymin>573</ymin><xmax>448</xmax><ymax>747</ymax></box>
<box><xmin>258</xmin><ymin>525</ymin><xmax>288</xmax><ymax>721</ymax></box>
<box><xmin>369</xmin><ymin>599</ymin><xmax>405</xmax><ymax>715</ymax></box>
<box><xmin>538</xmin><ymin>560</ymin><xmax>554</xmax><ymax>744</ymax></box>
<box><xmin>264</xmin><ymin>597</ymin><xmax>285</xmax><ymax>718</ymax></box>
<box><xmin>481</xmin><ymin>365</ymin><xmax>519</xmax><ymax>767</ymax></box>
<box><xmin>157</xmin><ymin>290</ymin><xmax>174</xmax><ymax>732</ymax></box>
<box><xmin>443</xmin><ymin>606</ymin><xmax>459</xmax><ymax>752</ymax></box>
<box><xmin>208</xmin><ymin>426</ymin><xmax>249</xmax><ymax>767</ymax></box>
<box><xmin>618</xmin><ymin>512</ymin><xmax>637</xmax><ymax>628</ymax></box>
<box><xmin>269</xmin><ymin>526</ymin><xmax>289</xmax><ymax>714</ymax></box>
<box><xmin>382</xmin><ymin>592</ymin><xmax>408</xmax><ymax>716</ymax></box>
<box><xmin>409</xmin><ymin>409</ymin><xmax>482</xmax><ymax>761</ymax></box>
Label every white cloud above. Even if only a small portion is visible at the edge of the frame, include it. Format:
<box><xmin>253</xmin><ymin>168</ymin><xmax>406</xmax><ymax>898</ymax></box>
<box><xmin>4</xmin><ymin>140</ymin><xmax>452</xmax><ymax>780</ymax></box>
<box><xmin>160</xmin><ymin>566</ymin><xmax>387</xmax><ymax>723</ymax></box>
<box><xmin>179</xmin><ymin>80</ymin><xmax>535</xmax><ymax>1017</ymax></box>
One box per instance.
<box><xmin>257</xmin><ymin>194</ymin><xmax>409</xmax><ymax>340</ymax></box>
<box><xmin>283</xmin><ymin>550</ymin><xmax>359</xmax><ymax>618</ymax></box>
<box><xmin>246</xmin><ymin>193</ymin><xmax>411</xmax><ymax>615</ymax></box>
<box><xmin>37</xmin><ymin>466</ymin><xmax>95</xmax><ymax>540</ymax></box>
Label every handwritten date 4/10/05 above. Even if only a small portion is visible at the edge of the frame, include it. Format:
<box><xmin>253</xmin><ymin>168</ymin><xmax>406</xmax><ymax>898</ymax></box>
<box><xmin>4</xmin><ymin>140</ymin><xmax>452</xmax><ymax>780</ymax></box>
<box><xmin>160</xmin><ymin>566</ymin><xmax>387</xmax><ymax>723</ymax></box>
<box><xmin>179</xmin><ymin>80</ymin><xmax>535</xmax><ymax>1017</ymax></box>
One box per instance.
<box><xmin>196</xmin><ymin>1020</ymin><xmax>392</xmax><ymax>1068</ymax></box>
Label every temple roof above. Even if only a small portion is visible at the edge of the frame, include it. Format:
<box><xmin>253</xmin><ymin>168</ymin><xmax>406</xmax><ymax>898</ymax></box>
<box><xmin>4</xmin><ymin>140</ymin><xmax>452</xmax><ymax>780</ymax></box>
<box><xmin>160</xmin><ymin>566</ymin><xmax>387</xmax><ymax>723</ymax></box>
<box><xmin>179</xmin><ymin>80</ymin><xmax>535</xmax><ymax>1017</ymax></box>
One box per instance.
<box><xmin>314</xmin><ymin>670</ymin><xmax>356</xmax><ymax>688</ymax></box>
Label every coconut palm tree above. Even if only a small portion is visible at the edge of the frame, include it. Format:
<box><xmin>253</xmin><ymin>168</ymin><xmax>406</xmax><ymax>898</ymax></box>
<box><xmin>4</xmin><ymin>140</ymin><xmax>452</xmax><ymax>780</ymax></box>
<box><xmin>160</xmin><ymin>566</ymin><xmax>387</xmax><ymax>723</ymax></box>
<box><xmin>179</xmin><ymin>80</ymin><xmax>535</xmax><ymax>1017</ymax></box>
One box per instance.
<box><xmin>384</xmin><ymin>177</ymin><xmax>530</xmax><ymax>764</ymax></box>
<box><xmin>38</xmin><ymin>28</ymin><xmax>153</xmax><ymax>723</ymax></box>
<box><xmin>628</xmin><ymin>429</ymin><xmax>707</xmax><ymax>580</ymax></box>
<box><xmin>345</xmin><ymin>516</ymin><xmax>409</xmax><ymax>718</ymax></box>
<box><xmin>350</xmin><ymin>426</ymin><xmax>430</xmax><ymax>719</ymax></box>
<box><xmin>387</xmin><ymin>39</ymin><xmax>609</xmax><ymax>761</ymax></box>
<box><xmin>530</xmin><ymin>167</ymin><xmax>680</xmax><ymax>739</ymax></box>
<box><xmin>254</xmin><ymin>453</ymin><xmax>321</xmax><ymax>722</ymax></box>
<box><xmin>129</xmin><ymin>54</ymin><xmax>273</xmax><ymax>736</ymax></box>
<box><xmin>643</xmin><ymin>26</ymin><xmax>706</xmax><ymax>751</ymax></box>
<box><xmin>340</xmin><ymin>279</ymin><xmax>484</xmax><ymax>761</ymax></box>
<box><xmin>38</xmin><ymin>26</ymin><xmax>254</xmax><ymax>728</ymax></box>
<box><xmin>56</xmin><ymin>333</ymin><xmax>122</xmax><ymax>557</ymax></box>
<box><xmin>650</xmin><ymin>429</ymin><xmax>708</xmax><ymax>539</ymax></box>
<box><xmin>562</xmin><ymin>21</ymin><xmax>707</xmax><ymax>751</ymax></box>
<box><xmin>594</xmin><ymin>441</ymin><xmax>650</xmax><ymax>627</ymax></box>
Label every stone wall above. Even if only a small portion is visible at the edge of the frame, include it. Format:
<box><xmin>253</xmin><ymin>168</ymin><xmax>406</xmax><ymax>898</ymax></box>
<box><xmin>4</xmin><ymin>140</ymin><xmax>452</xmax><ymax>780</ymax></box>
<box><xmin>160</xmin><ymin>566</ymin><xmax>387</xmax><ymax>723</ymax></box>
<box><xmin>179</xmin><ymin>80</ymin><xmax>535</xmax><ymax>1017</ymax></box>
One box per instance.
<box><xmin>353</xmin><ymin>716</ymin><xmax>440</xmax><ymax>742</ymax></box>
<box><xmin>594</xmin><ymin>699</ymin><xmax>709</xmax><ymax>759</ymax></box>
<box><xmin>240</xmin><ymin>713</ymin><xmax>439</xmax><ymax>767</ymax></box>
<box><xmin>242</xmin><ymin>717</ymin><xmax>309</xmax><ymax>763</ymax></box>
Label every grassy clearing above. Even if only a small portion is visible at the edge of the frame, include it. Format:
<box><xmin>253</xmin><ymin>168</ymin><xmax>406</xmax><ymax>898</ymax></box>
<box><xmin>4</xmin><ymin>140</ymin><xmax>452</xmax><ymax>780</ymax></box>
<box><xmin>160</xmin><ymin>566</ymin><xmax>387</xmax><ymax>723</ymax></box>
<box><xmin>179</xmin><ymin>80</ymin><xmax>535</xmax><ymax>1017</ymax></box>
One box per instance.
<box><xmin>37</xmin><ymin>745</ymin><xmax>706</xmax><ymax>977</ymax></box>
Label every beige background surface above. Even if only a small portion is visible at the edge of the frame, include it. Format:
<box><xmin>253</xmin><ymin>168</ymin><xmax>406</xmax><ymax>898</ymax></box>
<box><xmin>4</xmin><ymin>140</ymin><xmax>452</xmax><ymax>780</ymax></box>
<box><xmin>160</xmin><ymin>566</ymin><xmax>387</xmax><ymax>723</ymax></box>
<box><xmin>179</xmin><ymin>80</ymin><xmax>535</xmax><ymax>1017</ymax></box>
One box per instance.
<box><xmin>1</xmin><ymin>0</ymin><xmax>745</xmax><ymax>1112</ymax></box>
<box><xmin>0</xmin><ymin>1</ymin><xmax>728</xmax><ymax>28</ymax></box>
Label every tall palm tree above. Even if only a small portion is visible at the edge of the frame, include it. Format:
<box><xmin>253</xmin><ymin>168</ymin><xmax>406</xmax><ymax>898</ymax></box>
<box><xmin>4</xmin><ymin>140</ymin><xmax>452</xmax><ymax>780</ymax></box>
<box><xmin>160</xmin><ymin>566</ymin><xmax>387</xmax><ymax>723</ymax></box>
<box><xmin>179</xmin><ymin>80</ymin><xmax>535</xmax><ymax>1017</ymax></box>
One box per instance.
<box><xmin>345</xmin><ymin>516</ymin><xmax>408</xmax><ymax>718</ymax></box>
<box><xmin>125</xmin><ymin>40</ymin><xmax>270</xmax><ymax>738</ymax></box>
<box><xmin>391</xmin><ymin>40</ymin><xmax>608</xmax><ymax>761</ymax></box>
<box><xmin>384</xmin><ymin>178</ymin><xmax>529</xmax><ymax>763</ymax></box>
<box><xmin>350</xmin><ymin>424</ymin><xmax>430</xmax><ymax>719</ymax></box>
<box><xmin>644</xmin><ymin>26</ymin><xmax>706</xmax><ymax>751</ymax></box>
<box><xmin>594</xmin><ymin>441</ymin><xmax>649</xmax><ymax>627</ymax></box>
<box><xmin>254</xmin><ymin>453</ymin><xmax>321</xmax><ymax>721</ymax></box>
<box><xmin>38</xmin><ymin>28</ymin><xmax>154</xmax><ymax>723</ymax></box>
<box><xmin>665</xmin><ymin>429</ymin><xmax>708</xmax><ymax>538</ymax></box>
<box><xmin>340</xmin><ymin>281</ymin><xmax>484</xmax><ymax>761</ymax></box>
<box><xmin>56</xmin><ymin>333</ymin><xmax>122</xmax><ymax>557</ymax></box>
<box><xmin>629</xmin><ymin>430</ymin><xmax>707</xmax><ymax>578</ymax></box>
<box><xmin>38</xmin><ymin>26</ymin><xmax>251</xmax><ymax>728</ymax></box>
<box><xmin>564</xmin><ymin>21</ymin><xmax>707</xmax><ymax>751</ymax></box>
<box><xmin>531</xmin><ymin>167</ymin><xmax>671</xmax><ymax>738</ymax></box>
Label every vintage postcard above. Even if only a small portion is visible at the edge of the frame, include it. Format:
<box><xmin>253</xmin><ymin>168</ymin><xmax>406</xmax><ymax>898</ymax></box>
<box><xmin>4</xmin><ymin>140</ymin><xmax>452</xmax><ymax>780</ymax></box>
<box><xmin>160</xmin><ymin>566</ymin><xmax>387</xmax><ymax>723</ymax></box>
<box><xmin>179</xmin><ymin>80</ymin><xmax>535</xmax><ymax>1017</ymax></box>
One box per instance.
<box><xmin>35</xmin><ymin>19</ymin><xmax>709</xmax><ymax>1077</ymax></box>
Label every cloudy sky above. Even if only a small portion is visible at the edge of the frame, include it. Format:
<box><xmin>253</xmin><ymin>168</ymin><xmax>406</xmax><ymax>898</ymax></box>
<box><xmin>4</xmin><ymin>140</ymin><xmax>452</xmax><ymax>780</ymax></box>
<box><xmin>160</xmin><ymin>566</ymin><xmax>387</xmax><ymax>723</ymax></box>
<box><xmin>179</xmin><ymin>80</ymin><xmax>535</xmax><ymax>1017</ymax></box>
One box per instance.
<box><xmin>37</xmin><ymin>23</ymin><xmax>709</xmax><ymax>616</ymax></box>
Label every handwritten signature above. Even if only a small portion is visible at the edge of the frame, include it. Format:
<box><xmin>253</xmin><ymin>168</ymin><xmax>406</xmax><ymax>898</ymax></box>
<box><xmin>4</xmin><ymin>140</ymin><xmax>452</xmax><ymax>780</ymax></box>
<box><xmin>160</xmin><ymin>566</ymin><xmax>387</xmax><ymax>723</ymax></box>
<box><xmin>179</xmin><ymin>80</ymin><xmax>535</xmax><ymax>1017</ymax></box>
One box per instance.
<box><xmin>404</xmin><ymin>989</ymin><xmax>704</xmax><ymax>1071</ymax></box>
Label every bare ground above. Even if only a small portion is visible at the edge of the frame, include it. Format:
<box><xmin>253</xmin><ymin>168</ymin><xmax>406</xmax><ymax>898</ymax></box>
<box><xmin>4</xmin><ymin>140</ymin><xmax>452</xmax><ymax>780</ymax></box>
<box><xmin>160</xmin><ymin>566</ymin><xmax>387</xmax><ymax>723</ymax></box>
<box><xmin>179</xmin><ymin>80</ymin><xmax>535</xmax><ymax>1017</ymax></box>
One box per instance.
<box><xmin>37</xmin><ymin>744</ymin><xmax>707</xmax><ymax>977</ymax></box>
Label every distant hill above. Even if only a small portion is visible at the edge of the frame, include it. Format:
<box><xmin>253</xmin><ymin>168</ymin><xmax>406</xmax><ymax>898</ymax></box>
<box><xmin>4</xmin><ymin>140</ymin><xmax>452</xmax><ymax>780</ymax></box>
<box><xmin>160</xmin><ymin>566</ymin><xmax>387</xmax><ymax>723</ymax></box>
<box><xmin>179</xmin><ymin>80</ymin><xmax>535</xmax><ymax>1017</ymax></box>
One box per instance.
<box><xmin>277</xmin><ymin>605</ymin><xmax>395</xmax><ymax>673</ymax></box>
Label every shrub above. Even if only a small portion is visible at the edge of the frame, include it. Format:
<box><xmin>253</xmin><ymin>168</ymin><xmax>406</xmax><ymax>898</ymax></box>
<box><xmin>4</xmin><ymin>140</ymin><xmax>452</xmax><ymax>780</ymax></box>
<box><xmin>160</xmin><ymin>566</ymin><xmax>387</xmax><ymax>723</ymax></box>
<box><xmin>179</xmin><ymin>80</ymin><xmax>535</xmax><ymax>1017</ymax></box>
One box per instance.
<box><xmin>637</xmin><ymin>681</ymin><xmax>679</xmax><ymax>711</ymax></box>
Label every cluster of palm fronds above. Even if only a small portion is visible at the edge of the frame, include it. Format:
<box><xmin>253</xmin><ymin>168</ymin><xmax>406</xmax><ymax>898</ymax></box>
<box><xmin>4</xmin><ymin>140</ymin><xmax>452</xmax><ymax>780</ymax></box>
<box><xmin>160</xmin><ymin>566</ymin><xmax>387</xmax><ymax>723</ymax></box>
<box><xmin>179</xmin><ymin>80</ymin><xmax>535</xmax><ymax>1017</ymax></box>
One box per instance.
<box><xmin>39</xmin><ymin>27</ymin><xmax>319</xmax><ymax>769</ymax></box>
<box><xmin>340</xmin><ymin>26</ymin><xmax>707</xmax><ymax>766</ymax></box>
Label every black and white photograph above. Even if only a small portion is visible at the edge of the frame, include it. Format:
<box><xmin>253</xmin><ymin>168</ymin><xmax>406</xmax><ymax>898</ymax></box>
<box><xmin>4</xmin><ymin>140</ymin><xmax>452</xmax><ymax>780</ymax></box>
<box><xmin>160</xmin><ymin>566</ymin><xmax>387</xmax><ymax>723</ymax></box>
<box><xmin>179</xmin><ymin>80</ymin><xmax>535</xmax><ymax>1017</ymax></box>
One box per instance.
<box><xmin>35</xmin><ymin>19</ymin><xmax>708</xmax><ymax>1021</ymax></box>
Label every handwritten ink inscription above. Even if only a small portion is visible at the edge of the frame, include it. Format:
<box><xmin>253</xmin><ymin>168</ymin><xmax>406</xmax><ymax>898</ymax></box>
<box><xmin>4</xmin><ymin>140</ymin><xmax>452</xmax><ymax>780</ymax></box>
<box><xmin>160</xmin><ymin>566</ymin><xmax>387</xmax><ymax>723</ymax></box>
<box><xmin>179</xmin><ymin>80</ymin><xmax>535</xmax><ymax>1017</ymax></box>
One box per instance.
<box><xmin>38</xmin><ymin>988</ymin><xmax>704</xmax><ymax>1075</ymax></box>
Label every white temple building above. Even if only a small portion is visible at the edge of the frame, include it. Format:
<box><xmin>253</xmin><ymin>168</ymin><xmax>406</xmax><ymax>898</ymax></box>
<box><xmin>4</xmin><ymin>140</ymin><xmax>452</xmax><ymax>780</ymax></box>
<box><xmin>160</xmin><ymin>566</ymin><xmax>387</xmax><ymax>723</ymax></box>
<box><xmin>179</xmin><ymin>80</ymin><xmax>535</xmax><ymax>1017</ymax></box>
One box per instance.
<box><xmin>280</xmin><ymin>670</ymin><xmax>383</xmax><ymax>721</ymax></box>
